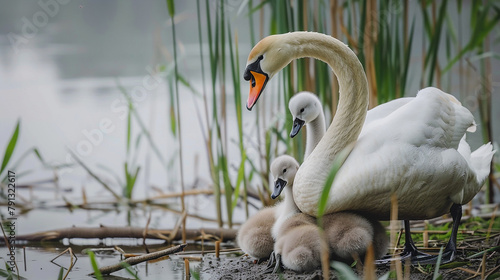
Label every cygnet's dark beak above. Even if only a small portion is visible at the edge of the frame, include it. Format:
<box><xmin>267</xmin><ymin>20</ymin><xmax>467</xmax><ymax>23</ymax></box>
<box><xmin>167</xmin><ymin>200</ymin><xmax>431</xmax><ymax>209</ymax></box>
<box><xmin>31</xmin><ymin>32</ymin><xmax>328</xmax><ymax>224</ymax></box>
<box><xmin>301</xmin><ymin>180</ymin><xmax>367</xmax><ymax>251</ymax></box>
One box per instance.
<box><xmin>271</xmin><ymin>178</ymin><xmax>287</xmax><ymax>199</ymax></box>
<box><xmin>290</xmin><ymin>118</ymin><xmax>305</xmax><ymax>138</ymax></box>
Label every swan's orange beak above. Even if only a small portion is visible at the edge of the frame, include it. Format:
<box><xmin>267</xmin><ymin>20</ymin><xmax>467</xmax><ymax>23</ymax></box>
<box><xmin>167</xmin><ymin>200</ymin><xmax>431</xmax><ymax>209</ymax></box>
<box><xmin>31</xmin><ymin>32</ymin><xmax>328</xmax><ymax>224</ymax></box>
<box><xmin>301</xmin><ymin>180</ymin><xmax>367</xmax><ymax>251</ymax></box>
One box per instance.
<box><xmin>246</xmin><ymin>71</ymin><xmax>268</xmax><ymax>111</ymax></box>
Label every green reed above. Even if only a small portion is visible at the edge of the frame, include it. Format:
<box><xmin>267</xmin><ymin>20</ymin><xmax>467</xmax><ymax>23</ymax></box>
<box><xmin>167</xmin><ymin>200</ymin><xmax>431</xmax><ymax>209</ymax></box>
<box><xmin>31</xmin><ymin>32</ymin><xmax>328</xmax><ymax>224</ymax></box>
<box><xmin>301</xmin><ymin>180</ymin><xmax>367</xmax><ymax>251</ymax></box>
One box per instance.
<box><xmin>166</xmin><ymin>0</ymin><xmax>187</xmax><ymax>241</ymax></box>
<box><xmin>193</xmin><ymin>0</ymin><xmax>252</xmax><ymax>227</ymax></box>
<box><xmin>0</xmin><ymin>120</ymin><xmax>67</xmax><ymax>194</ymax></box>
<box><xmin>439</xmin><ymin>1</ymin><xmax>499</xmax><ymax>203</ymax></box>
<box><xmin>0</xmin><ymin>120</ymin><xmax>20</xmax><ymax>179</ymax></box>
<box><xmin>88</xmin><ymin>251</ymin><xmax>103</xmax><ymax>280</ymax></box>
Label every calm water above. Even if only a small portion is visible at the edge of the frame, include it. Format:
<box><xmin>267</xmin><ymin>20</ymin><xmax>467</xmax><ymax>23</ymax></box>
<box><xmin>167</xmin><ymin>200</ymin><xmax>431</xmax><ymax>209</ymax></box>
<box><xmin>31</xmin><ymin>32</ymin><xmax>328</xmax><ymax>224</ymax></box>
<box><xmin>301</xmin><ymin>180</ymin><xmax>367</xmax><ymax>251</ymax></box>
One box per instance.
<box><xmin>0</xmin><ymin>1</ymin><xmax>254</xmax><ymax>278</ymax></box>
<box><xmin>0</xmin><ymin>0</ymin><xmax>256</xmax><ymax>226</ymax></box>
<box><xmin>0</xmin><ymin>241</ymin><xmax>234</xmax><ymax>279</ymax></box>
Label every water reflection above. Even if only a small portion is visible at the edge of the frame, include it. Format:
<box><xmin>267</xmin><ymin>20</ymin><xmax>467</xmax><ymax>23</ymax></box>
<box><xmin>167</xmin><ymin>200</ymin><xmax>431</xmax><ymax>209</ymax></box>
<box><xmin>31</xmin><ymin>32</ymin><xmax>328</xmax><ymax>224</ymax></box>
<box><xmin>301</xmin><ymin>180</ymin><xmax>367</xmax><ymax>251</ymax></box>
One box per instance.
<box><xmin>0</xmin><ymin>242</ymin><xmax>210</xmax><ymax>279</ymax></box>
<box><xmin>0</xmin><ymin>1</ymin><xmax>255</xmax><ymax>240</ymax></box>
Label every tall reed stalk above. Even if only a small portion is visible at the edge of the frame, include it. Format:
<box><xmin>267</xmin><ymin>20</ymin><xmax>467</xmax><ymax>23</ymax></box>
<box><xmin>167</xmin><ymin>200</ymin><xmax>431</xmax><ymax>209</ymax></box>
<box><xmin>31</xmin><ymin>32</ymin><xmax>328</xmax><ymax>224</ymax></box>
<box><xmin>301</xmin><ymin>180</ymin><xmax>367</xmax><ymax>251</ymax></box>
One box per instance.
<box><xmin>194</xmin><ymin>0</ymin><xmax>222</xmax><ymax>227</ymax></box>
<box><xmin>166</xmin><ymin>0</ymin><xmax>186</xmax><ymax>242</ymax></box>
<box><xmin>193</xmin><ymin>0</ymin><xmax>255</xmax><ymax>227</ymax></box>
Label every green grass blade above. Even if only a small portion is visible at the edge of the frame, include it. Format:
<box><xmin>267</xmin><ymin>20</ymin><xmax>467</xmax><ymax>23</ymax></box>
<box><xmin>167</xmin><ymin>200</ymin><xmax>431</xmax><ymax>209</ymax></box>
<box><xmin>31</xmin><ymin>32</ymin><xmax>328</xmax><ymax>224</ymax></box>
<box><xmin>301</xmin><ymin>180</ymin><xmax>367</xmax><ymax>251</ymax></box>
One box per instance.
<box><xmin>457</xmin><ymin>0</ymin><xmax>463</xmax><ymax>13</ymax></box>
<box><xmin>317</xmin><ymin>145</ymin><xmax>353</xmax><ymax>220</ymax></box>
<box><xmin>124</xmin><ymin>162</ymin><xmax>131</xmax><ymax>198</ymax></box>
<box><xmin>231</xmin><ymin>152</ymin><xmax>246</xmax><ymax>211</ymax></box>
<box><xmin>117</xmin><ymin>81</ymin><xmax>167</xmax><ymax>169</ymax></box>
<box><xmin>219</xmin><ymin>151</ymin><xmax>233</xmax><ymax>227</ymax></box>
<box><xmin>96</xmin><ymin>163</ymin><xmax>124</xmax><ymax>187</ymax></box>
<box><xmin>228</xmin><ymin>23</ymin><xmax>249</xmax><ymax>215</ymax></box>
<box><xmin>357</xmin><ymin>0</ymin><xmax>367</xmax><ymax>66</ymax></box>
<box><xmin>0</xmin><ymin>265</ymin><xmax>9</xmax><ymax>278</ymax></box>
<box><xmin>0</xmin><ymin>119</ymin><xmax>20</xmax><ymax>176</ymax></box>
<box><xmin>57</xmin><ymin>267</ymin><xmax>64</xmax><ymax>280</ymax></box>
<box><xmin>177</xmin><ymin>73</ymin><xmax>201</xmax><ymax>96</ymax></box>
<box><xmin>425</xmin><ymin>0</ymin><xmax>448</xmax><ymax>85</ymax></box>
<box><xmin>442</xmin><ymin>4</ymin><xmax>500</xmax><ymax>73</ymax></box>
<box><xmin>467</xmin><ymin>245</ymin><xmax>500</xmax><ymax>259</ymax></box>
<box><xmin>247</xmin><ymin>0</ymin><xmax>271</xmax><ymax>16</ymax></box>
<box><xmin>126</xmin><ymin>99</ymin><xmax>132</xmax><ymax>155</ymax></box>
<box><xmin>2</xmin><ymin>262</ymin><xmax>16</xmax><ymax>280</ymax></box>
<box><xmin>69</xmin><ymin>149</ymin><xmax>121</xmax><ymax>199</ymax></box>
<box><xmin>88</xmin><ymin>251</ymin><xmax>103</xmax><ymax>280</ymax></box>
<box><xmin>331</xmin><ymin>261</ymin><xmax>358</xmax><ymax>280</ymax></box>
<box><xmin>32</xmin><ymin>148</ymin><xmax>46</xmax><ymax>165</ymax></box>
<box><xmin>166</xmin><ymin>0</ymin><xmax>174</xmax><ymax>17</ymax></box>
<box><xmin>432</xmin><ymin>247</ymin><xmax>444</xmax><ymax>280</ymax></box>
<box><xmin>439</xmin><ymin>262</ymin><xmax>470</xmax><ymax>269</ymax></box>
<box><xmin>168</xmin><ymin>77</ymin><xmax>177</xmax><ymax>136</ymax></box>
<box><xmin>420</xmin><ymin>1</ymin><xmax>432</xmax><ymax>38</ymax></box>
<box><xmin>124</xmin><ymin>163</ymin><xmax>140</xmax><ymax>199</ymax></box>
<box><xmin>0</xmin><ymin>147</ymin><xmax>53</xmax><ymax>183</ymax></box>
<box><xmin>120</xmin><ymin>262</ymin><xmax>140</xmax><ymax>280</ymax></box>
<box><xmin>401</xmin><ymin>18</ymin><xmax>415</xmax><ymax>94</ymax></box>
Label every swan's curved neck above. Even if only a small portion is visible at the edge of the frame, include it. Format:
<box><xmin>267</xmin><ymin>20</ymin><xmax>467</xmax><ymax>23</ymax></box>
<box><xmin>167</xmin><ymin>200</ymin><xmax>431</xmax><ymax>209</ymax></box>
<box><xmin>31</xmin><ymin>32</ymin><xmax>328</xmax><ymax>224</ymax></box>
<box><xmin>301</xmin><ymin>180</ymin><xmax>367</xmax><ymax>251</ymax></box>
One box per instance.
<box><xmin>283</xmin><ymin>185</ymin><xmax>300</xmax><ymax>214</ymax></box>
<box><xmin>304</xmin><ymin>114</ymin><xmax>326</xmax><ymax>159</ymax></box>
<box><xmin>286</xmin><ymin>32</ymin><xmax>369</xmax><ymax>215</ymax></box>
<box><xmin>272</xmin><ymin>184</ymin><xmax>300</xmax><ymax>240</ymax></box>
<box><xmin>283</xmin><ymin>32</ymin><xmax>368</xmax><ymax>155</ymax></box>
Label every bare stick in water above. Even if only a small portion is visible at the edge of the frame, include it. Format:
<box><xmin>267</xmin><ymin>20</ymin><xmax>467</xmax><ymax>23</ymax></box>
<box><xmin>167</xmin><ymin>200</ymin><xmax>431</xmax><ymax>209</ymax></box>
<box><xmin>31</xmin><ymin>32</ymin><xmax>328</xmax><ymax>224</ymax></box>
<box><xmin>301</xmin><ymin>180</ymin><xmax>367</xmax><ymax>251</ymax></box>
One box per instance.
<box><xmin>89</xmin><ymin>244</ymin><xmax>187</xmax><ymax>276</ymax></box>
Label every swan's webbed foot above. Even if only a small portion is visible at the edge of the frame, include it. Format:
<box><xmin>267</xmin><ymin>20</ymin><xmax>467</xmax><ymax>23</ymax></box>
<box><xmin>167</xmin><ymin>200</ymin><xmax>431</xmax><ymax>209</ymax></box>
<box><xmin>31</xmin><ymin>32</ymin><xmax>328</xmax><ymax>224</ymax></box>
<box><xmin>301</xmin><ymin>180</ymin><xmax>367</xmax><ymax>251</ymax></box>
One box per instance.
<box><xmin>262</xmin><ymin>251</ymin><xmax>277</xmax><ymax>273</ymax></box>
<box><xmin>413</xmin><ymin>204</ymin><xmax>461</xmax><ymax>265</ymax></box>
<box><xmin>376</xmin><ymin>204</ymin><xmax>461</xmax><ymax>266</ymax></box>
<box><xmin>262</xmin><ymin>251</ymin><xmax>284</xmax><ymax>274</ymax></box>
<box><xmin>374</xmin><ymin>240</ymin><xmax>431</xmax><ymax>265</ymax></box>
<box><xmin>375</xmin><ymin>220</ymin><xmax>432</xmax><ymax>265</ymax></box>
<box><xmin>375</xmin><ymin>236</ymin><xmax>457</xmax><ymax>266</ymax></box>
<box><xmin>272</xmin><ymin>253</ymin><xmax>284</xmax><ymax>274</ymax></box>
<box><xmin>411</xmin><ymin>248</ymin><xmax>456</xmax><ymax>265</ymax></box>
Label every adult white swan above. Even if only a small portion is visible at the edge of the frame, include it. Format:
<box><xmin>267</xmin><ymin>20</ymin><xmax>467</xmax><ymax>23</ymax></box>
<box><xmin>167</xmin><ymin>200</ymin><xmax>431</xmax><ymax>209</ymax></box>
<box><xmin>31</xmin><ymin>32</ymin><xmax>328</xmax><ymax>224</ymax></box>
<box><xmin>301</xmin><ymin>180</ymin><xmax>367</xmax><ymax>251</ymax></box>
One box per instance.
<box><xmin>243</xmin><ymin>31</ymin><xmax>495</xmax><ymax>263</ymax></box>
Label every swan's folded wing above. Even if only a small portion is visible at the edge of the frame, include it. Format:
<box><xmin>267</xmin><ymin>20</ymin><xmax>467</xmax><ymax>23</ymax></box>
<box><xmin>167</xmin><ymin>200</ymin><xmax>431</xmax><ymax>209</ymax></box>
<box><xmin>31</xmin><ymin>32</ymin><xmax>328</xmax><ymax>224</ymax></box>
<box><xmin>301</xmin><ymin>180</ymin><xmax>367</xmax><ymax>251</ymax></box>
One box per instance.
<box><xmin>360</xmin><ymin>87</ymin><xmax>475</xmax><ymax>150</ymax></box>
<box><xmin>328</xmin><ymin>143</ymin><xmax>467</xmax><ymax>220</ymax></box>
<box><xmin>363</xmin><ymin>97</ymin><xmax>412</xmax><ymax>128</ymax></box>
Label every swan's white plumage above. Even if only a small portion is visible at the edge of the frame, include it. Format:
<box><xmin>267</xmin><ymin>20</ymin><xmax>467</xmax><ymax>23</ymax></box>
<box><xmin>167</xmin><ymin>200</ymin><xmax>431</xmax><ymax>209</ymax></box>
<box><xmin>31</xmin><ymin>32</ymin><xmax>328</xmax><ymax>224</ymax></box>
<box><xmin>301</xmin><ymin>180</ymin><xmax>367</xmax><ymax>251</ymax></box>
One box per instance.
<box><xmin>245</xmin><ymin>32</ymin><xmax>495</xmax><ymax>220</ymax></box>
<box><xmin>314</xmin><ymin>87</ymin><xmax>492</xmax><ymax>219</ymax></box>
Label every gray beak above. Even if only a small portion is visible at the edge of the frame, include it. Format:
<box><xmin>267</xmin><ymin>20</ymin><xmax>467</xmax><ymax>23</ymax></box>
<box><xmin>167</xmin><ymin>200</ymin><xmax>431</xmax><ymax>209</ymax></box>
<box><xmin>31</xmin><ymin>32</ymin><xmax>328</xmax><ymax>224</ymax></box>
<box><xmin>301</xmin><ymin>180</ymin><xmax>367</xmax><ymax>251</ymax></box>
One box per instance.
<box><xmin>271</xmin><ymin>178</ymin><xmax>287</xmax><ymax>199</ymax></box>
<box><xmin>290</xmin><ymin>118</ymin><xmax>305</xmax><ymax>138</ymax></box>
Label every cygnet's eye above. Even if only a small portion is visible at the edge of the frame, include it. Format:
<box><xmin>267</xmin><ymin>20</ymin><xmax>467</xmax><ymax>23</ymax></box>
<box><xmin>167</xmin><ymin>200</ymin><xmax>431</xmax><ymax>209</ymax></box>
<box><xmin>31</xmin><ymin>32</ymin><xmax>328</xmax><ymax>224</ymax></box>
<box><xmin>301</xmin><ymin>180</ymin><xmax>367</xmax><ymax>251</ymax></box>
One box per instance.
<box><xmin>258</xmin><ymin>55</ymin><xmax>264</xmax><ymax>60</ymax></box>
<box><xmin>283</xmin><ymin>168</ymin><xmax>287</xmax><ymax>174</ymax></box>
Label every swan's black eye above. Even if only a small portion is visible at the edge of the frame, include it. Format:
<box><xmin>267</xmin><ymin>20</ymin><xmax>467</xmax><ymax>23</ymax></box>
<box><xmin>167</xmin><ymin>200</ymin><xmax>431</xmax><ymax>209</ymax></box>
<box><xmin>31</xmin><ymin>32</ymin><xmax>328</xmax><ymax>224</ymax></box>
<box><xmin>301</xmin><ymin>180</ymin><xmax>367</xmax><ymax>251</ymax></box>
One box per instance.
<box><xmin>300</xmin><ymin>108</ymin><xmax>305</xmax><ymax>113</ymax></box>
<box><xmin>258</xmin><ymin>55</ymin><xmax>264</xmax><ymax>60</ymax></box>
<box><xmin>283</xmin><ymin>168</ymin><xmax>287</xmax><ymax>173</ymax></box>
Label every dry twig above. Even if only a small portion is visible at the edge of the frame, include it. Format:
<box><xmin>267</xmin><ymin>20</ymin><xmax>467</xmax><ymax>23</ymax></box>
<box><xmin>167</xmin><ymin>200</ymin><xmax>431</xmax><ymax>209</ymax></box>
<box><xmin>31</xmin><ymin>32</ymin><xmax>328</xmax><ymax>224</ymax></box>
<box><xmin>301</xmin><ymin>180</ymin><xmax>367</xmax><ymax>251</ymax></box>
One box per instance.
<box><xmin>89</xmin><ymin>243</ymin><xmax>186</xmax><ymax>276</ymax></box>
<box><xmin>14</xmin><ymin>226</ymin><xmax>237</xmax><ymax>242</ymax></box>
<box><xmin>50</xmin><ymin>247</ymin><xmax>78</xmax><ymax>280</ymax></box>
